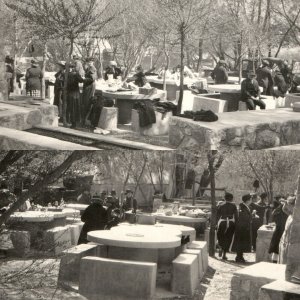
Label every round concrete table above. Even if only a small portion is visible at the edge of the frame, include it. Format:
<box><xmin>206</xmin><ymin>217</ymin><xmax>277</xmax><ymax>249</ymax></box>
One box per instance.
<box><xmin>88</xmin><ymin>229</ymin><xmax>181</xmax><ymax>249</ymax></box>
<box><xmin>8</xmin><ymin>211</ymin><xmax>55</xmax><ymax>222</ymax></box>
<box><xmin>153</xmin><ymin>223</ymin><xmax>196</xmax><ymax>241</ymax></box>
<box><xmin>64</xmin><ymin>204</ymin><xmax>88</xmax><ymax>211</ymax></box>
<box><xmin>153</xmin><ymin>213</ymin><xmax>206</xmax><ymax>224</ymax></box>
<box><xmin>102</xmin><ymin>90</ymin><xmax>166</xmax><ymax>124</ymax></box>
<box><xmin>114</xmin><ymin>223</ymin><xmax>182</xmax><ymax>238</ymax></box>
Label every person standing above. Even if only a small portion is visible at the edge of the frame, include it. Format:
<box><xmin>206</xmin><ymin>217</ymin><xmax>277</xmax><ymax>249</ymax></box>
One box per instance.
<box><xmin>241</xmin><ymin>71</ymin><xmax>266</xmax><ymax>110</ymax></box>
<box><xmin>122</xmin><ymin>189</ymin><xmax>137</xmax><ymax>213</ymax></box>
<box><xmin>78</xmin><ymin>197</ymin><xmax>108</xmax><ymax>244</ymax></box>
<box><xmin>54</xmin><ymin>61</ymin><xmax>65</xmax><ymax>119</ymax></box>
<box><xmin>5</xmin><ymin>55</ymin><xmax>14</xmax><ymax>97</ymax></box>
<box><xmin>82</xmin><ymin>58</ymin><xmax>98</xmax><ymax>124</ymax></box>
<box><xmin>25</xmin><ymin>59</ymin><xmax>43</xmax><ymax>98</ymax></box>
<box><xmin>216</xmin><ymin>192</ymin><xmax>238</xmax><ymax>260</ymax></box>
<box><xmin>104</xmin><ymin>61</ymin><xmax>122</xmax><ymax>81</ymax></box>
<box><xmin>232</xmin><ymin>194</ymin><xmax>253</xmax><ymax>263</ymax></box>
<box><xmin>256</xmin><ymin>60</ymin><xmax>274</xmax><ymax>95</ymax></box>
<box><xmin>211</xmin><ymin>60</ymin><xmax>228</xmax><ymax>84</ymax></box>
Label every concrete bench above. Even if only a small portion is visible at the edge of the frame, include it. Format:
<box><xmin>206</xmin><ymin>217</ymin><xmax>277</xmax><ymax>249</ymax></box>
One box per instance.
<box><xmin>259</xmin><ymin>279</ymin><xmax>300</xmax><ymax>300</ymax></box>
<box><xmin>44</xmin><ymin>226</ymin><xmax>72</xmax><ymax>255</ymax></box>
<box><xmin>98</xmin><ymin>107</ymin><xmax>118</xmax><ymax>130</ymax></box>
<box><xmin>183</xmin><ymin>248</ymin><xmax>204</xmax><ymax>280</ymax></box>
<box><xmin>188</xmin><ymin>241</ymin><xmax>208</xmax><ymax>273</ymax></box>
<box><xmin>67</xmin><ymin>223</ymin><xmax>83</xmax><ymax>246</ymax></box>
<box><xmin>58</xmin><ymin>244</ymin><xmax>99</xmax><ymax>286</ymax></box>
<box><xmin>193</xmin><ymin>95</ymin><xmax>228</xmax><ymax>113</ymax></box>
<box><xmin>87</xmin><ymin>242</ymin><xmax>108</xmax><ymax>257</ymax></box>
<box><xmin>79</xmin><ymin>256</ymin><xmax>157</xmax><ymax>300</ymax></box>
<box><xmin>10</xmin><ymin>230</ymin><xmax>31</xmax><ymax>257</ymax></box>
<box><xmin>131</xmin><ymin>109</ymin><xmax>172</xmax><ymax>136</ymax></box>
<box><xmin>230</xmin><ymin>262</ymin><xmax>286</xmax><ymax>300</ymax></box>
<box><xmin>171</xmin><ymin>253</ymin><xmax>199</xmax><ymax>296</ymax></box>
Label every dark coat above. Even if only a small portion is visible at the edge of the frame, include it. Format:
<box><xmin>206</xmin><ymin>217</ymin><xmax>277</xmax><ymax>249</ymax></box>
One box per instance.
<box><xmin>25</xmin><ymin>66</ymin><xmax>43</xmax><ymax>91</ymax></box>
<box><xmin>122</xmin><ymin>196</ymin><xmax>137</xmax><ymax>213</ymax></box>
<box><xmin>274</xmin><ymin>72</ymin><xmax>288</xmax><ymax>97</ymax></box>
<box><xmin>256</xmin><ymin>66</ymin><xmax>274</xmax><ymax>95</ymax></box>
<box><xmin>78</xmin><ymin>202</ymin><xmax>108</xmax><ymax>244</ymax></box>
<box><xmin>216</xmin><ymin>202</ymin><xmax>238</xmax><ymax>252</ymax></box>
<box><xmin>250</xmin><ymin>201</ymin><xmax>268</xmax><ymax>227</ymax></box>
<box><xmin>232</xmin><ymin>202</ymin><xmax>252</xmax><ymax>253</ymax></box>
<box><xmin>241</xmin><ymin>78</ymin><xmax>260</xmax><ymax>101</ymax></box>
<box><xmin>269</xmin><ymin>205</ymin><xmax>288</xmax><ymax>254</ymax></box>
<box><xmin>134</xmin><ymin>72</ymin><xmax>147</xmax><ymax>87</ymax></box>
<box><xmin>211</xmin><ymin>66</ymin><xmax>228</xmax><ymax>84</ymax></box>
<box><xmin>82</xmin><ymin>66</ymin><xmax>97</xmax><ymax>117</ymax></box>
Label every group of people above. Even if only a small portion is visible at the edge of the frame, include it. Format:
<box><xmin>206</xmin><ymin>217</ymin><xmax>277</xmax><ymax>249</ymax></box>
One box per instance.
<box><xmin>212</xmin><ymin>58</ymin><xmax>293</xmax><ymax>110</ymax></box>
<box><xmin>77</xmin><ymin>188</ymin><xmax>137</xmax><ymax>244</ymax></box>
<box><xmin>216</xmin><ymin>191</ymin><xmax>294</xmax><ymax>263</ymax></box>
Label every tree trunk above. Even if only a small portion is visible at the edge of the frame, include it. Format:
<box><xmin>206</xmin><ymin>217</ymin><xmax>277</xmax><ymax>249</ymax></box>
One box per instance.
<box><xmin>0</xmin><ymin>151</ymin><xmax>88</xmax><ymax>226</ymax></box>
<box><xmin>41</xmin><ymin>43</ymin><xmax>47</xmax><ymax>100</ymax></box>
<box><xmin>208</xmin><ymin>151</ymin><xmax>217</xmax><ymax>257</ymax></box>
<box><xmin>0</xmin><ymin>151</ymin><xmax>25</xmax><ymax>175</ymax></box>
<box><xmin>177</xmin><ymin>24</ymin><xmax>185</xmax><ymax>115</ymax></box>
<box><xmin>63</xmin><ymin>37</ymin><xmax>74</xmax><ymax>126</ymax></box>
<box><xmin>196</xmin><ymin>39</ymin><xmax>203</xmax><ymax>72</ymax></box>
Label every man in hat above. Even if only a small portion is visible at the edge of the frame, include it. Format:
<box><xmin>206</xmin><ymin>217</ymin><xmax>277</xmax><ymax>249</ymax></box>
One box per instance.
<box><xmin>256</xmin><ymin>60</ymin><xmax>274</xmax><ymax>95</ymax></box>
<box><xmin>216</xmin><ymin>192</ymin><xmax>238</xmax><ymax>260</ymax></box>
<box><xmin>232</xmin><ymin>194</ymin><xmax>253</xmax><ymax>263</ymax></box>
<box><xmin>83</xmin><ymin>57</ymin><xmax>98</xmax><ymax>125</ymax></box>
<box><xmin>122</xmin><ymin>189</ymin><xmax>137</xmax><ymax>213</ymax></box>
<box><xmin>25</xmin><ymin>59</ymin><xmax>43</xmax><ymax>98</ymax></box>
<box><xmin>104</xmin><ymin>61</ymin><xmax>122</xmax><ymax>81</ymax></box>
<box><xmin>78</xmin><ymin>196</ymin><xmax>108</xmax><ymax>244</ymax></box>
<box><xmin>111</xmin><ymin>189</ymin><xmax>119</xmax><ymax>205</ymax></box>
<box><xmin>241</xmin><ymin>71</ymin><xmax>266</xmax><ymax>110</ymax></box>
<box><xmin>211</xmin><ymin>60</ymin><xmax>228</xmax><ymax>84</ymax></box>
<box><xmin>54</xmin><ymin>61</ymin><xmax>65</xmax><ymax>119</ymax></box>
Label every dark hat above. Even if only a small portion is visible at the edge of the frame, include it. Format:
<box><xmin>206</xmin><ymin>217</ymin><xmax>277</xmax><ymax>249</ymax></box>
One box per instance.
<box><xmin>242</xmin><ymin>194</ymin><xmax>251</xmax><ymax>202</ymax></box>
<box><xmin>31</xmin><ymin>59</ymin><xmax>38</xmax><ymax>65</ymax></box>
<box><xmin>111</xmin><ymin>189</ymin><xmax>116</xmax><ymax>195</ymax></box>
<box><xmin>260</xmin><ymin>192</ymin><xmax>268</xmax><ymax>199</ymax></box>
<box><xmin>125</xmin><ymin>189</ymin><xmax>132</xmax><ymax>194</ymax></box>
<box><xmin>248</xmin><ymin>70</ymin><xmax>256</xmax><ymax>77</ymax></box>
<box><xmin>225</xmin><ymin>192</ymin><xmax>233</xmax><ymax>202</ymax></box>
<box><xmin>101</xmin><ymin>191</ymin><xmax>107</xmax><ymax>195</ymax></box>
<box><xmin>107</xmin><ymin>195</ymin><xmax>113</xmax><ymax>201</ymax></box>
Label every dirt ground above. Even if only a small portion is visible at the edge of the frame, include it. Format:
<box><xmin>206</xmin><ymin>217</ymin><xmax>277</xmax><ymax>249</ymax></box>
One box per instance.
<box><xmin>0</xmin><ymin>252</ymin><xmax>256</xmax><ymax>300</ymax></box>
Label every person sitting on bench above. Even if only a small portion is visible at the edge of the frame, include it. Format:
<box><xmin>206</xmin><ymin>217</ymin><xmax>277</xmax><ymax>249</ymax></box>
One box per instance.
<box><xmin>241</xmin><ymin>71</ymin><xmax>266</xmax><ymax>111</ymax></box>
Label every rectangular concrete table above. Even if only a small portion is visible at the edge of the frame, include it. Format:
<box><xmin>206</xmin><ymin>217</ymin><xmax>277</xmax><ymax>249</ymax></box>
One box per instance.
<box><xmin>169</xmin><ymin>108</ymin><xmax>300</xmax><ymax>150</ymax></box>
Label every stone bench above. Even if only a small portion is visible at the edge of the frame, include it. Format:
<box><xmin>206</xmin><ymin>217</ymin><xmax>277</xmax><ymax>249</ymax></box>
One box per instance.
<box><xmin>239</xmin><ymin>97</ymin><xmax>277</xmax><ymax>112</ymax></box>
<box><xmin>169</xmin><ymin>108</ymin><xmax>300</xmax><ymax>150</ymax></box>
<box><xmin>98</xmin><ymin>107</ymin><xmax>118</xmax><ymax>130</ymax></box>
<box><xmin>193</xmin><ymin>95</ymin><xmax>228</xmax><ymax>113</ymax></box>
<box><xmin>10</xmin><ymin>230</ymin><xmax>31</xmax><ymax>257</ymax></box>
<box><xmin>131</xmin><ymin>109</ymin><xmax>173</xmax><ymax>136</ymax></box>
<box><xmin>79</xmin><ymin>256</ymin><xmax>157</xmax><ymax>300</ymax></box>
<box><xmin>58</xmin><ymin>244</ymin><xmax>99</xmax><ymax>286</ymax></box>
<box><xmin>188</xmin><ymin>241</ymin><xmax>208</xmax><ymax>273</ymax></box>
<box><xmin>171</xmin><ymin>253</ymin><xmax>199</xmax><ymax>296</ymax></box>
<box><xmin>43</xmin><ymin>226</ymin><xmax>72</xmax><ymax>255</ymax></box>
<box><xmin>67</xmin><ymin>223</ymin><xmax>84</xmax><ymax>246</ymax></box>
<box><xmin>230</xmin><ymin>262</ymin><xmax>286</xmax><ymax>300</ymax></box>
<box><xmin>183</xmin><ymin>248</ymin><xmax>204</xmax><ymax>280</ymax></box>
<box><xmin>259</xmin><ymin>279</ymin><xmax>300</xmax><ymax>300</ymax></box>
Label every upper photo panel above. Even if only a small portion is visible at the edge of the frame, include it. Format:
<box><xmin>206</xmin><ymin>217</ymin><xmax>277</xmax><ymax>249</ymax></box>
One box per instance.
<box><xmin>0</xmin><ymin>0</ymin><xmax>300</xmax><ymax>151</ymax></box>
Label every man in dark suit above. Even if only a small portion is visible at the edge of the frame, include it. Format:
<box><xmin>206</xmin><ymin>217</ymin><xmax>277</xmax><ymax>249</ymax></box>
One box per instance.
<box><xmin>256</xmin><ymin>60</ymin><xmax>274</xmax><ymax>95</ymax></box>
<box><xmin>241</xmin><ymin>71</ymin><xmax>266</xmax><ymax>110</ymax></box>
<box><xmin>122</xmin><ymin>189</ymin><xmax>137</xmax><ymax>213</ymax></box>
<box><xmin>216</xmin><ymin>192</ymin><xmax>238</xmax><ymax>260</ymax></box>
<box><xmin>232</xmin><ymin>194</ymin><xmax>253</xmax><ymax>263</ymax></box>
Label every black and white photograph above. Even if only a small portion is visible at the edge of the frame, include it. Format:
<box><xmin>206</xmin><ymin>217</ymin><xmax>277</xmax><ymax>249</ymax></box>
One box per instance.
<box><xmin>0</xmin><ymin>0</ymin><xmax>300</xmax><ymax>299</ymax></box>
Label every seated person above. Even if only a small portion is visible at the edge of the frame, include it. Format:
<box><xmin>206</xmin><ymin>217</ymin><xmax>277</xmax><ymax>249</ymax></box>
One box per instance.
<box><xmin>241</xmin><ymin>71</ymin><xmax>266</xmax><ymax>110</ymax></box>
<box><xmin>104</xmin><ymin>61</ymin><xmax>122</xmax><ymax>81</ymax></box>
<box><xmin>211</xmin><ymin>60</ymin><xmax>228</xmax><ymax>84</ymax></box>
<box><xmin>78</xmin><ymin>197</ymin><xmax>108</xmax><ymax>244</ymax></box>
<box><xmin>127</xmin><ymin>65</ymin><xmax>147</xmax><ymax>87</ymax></box>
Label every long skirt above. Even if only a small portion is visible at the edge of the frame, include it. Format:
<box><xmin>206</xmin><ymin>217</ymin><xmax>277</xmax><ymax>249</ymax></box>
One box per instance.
<box><xmin>217</xmin><ymin>220</ymin><xmax>235</xmax><ymax>252</ymax></box>
<box><xmin>67</xmin><ymin>91</ymin><xmax>81</xmax><ymax>127</ymax></box>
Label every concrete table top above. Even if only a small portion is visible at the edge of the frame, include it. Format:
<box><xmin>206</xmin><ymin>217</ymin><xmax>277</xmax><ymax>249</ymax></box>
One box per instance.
<box><xmin>153</xmin><ymin>213</ymin><xmax>206</xmax><ymax>223</ymax></box>
<box><xmin>207</xmin><ymin>84</ymin><xmax>263</xmax><ymax>94</ymax></box>
<box><xmin>64</xmin><ymin>204</ymin><xmax>88</xmax><ymax>211</ymax></box>
<box><xmin>114</xmin><ymin>223</ymin><xmax>182</xmax><ymax>237</ymax></box>
<box><xmin>147</xmin><ymin>76</ymin><xmax>206</xmax><ymax>86</ymax></box>
<box><xmin>153</xmin><ymin>223</ymin><xmax>196</xmax><ymax>237</ymax></box>
<box><xmin>62</xmin><ymin>208</ymin><xmax>81</xmax><ymax>218</ymax></box>
<box><xmin>87</xmin><ymin>229</ymin><xmax>181</xmax><ymax>249</ymax></box>
<box><xmin>8</xmin><ymin>211</ymin><xmax>55</xmax><ymax>222</ymax></box>
<box><xmin>102</xmin><ymin>90</ymin><xmax>166</xmax><ymax>100</ymax></box>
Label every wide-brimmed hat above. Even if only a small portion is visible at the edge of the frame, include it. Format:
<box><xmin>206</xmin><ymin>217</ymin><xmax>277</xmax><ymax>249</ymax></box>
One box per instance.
<box><xmin>242</xmin><ymin>194</ymin><xmax>251</xmax><ymax>202</ymax></box>
<box><xmin>225</xmin><ymin>192</ymin><xmax>233</xmax><ymax>202</ymax></box>
<box><xmin>109</xmin><ymin>61</ymin><xmax>117</xmax><ymax>67</ymax></box>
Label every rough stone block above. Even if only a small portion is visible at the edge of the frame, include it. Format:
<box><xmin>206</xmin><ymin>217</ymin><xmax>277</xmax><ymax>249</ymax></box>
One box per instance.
<box><xmin>171</xmin><ymin>254</ymin><xmax>199</xmax><ymax>296</ymax></box>
<box><xmin>10</xmin><ymin>230</ymin><xmax>31</xmax><ymax>256</ymax></box>
<box><xmin>188</xmin><ymin>241</ymin><xmax>208</xmax><ymax>273</ymax></box>
<box><xmin>98</xmin><ymin>107</ymin><xmax>118</xmax><ymax>130</ymax></box>
<box><xmin>193</xmin><ymin>95</ymin><xmax>228</xmax><ymax>113</ymax></box>
<box><xmin>79</xmin><ymin>256</ymin><xmax>157</xmax><ymax>300</ymax></box>
<box><xmin>108</xmin><ymin>246</ymin><xmax>158</xmax><ymax>263</ymax></box>
<box><xmin>183</xmin><ymin>248</ymin><xmax>204</xmax><ymax>280</ymax></box>
<box><xmin>58</xmin><ymin>244</ymin><xmax>99</xmax><ymax>284</ymax></box>
<box><xmin>44</xmin><ymin>226</ymin><xmax>72</xmax><ymax>255</ymax></box>
<box><xmin>136</xmin><ymin>214</ymin><xmax>156</xmax><ymax>225</ymax></box>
